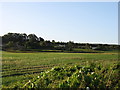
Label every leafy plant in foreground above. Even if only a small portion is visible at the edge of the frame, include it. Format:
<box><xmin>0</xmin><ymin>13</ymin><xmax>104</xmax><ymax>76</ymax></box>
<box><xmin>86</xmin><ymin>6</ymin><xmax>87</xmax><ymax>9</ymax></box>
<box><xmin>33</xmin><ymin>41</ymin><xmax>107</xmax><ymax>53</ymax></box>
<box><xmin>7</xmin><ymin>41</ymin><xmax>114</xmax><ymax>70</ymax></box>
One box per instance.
<box><xmin>4</xmin><ymin>62</ymin><xmax>120</xmax><ymax>89</ymax></box>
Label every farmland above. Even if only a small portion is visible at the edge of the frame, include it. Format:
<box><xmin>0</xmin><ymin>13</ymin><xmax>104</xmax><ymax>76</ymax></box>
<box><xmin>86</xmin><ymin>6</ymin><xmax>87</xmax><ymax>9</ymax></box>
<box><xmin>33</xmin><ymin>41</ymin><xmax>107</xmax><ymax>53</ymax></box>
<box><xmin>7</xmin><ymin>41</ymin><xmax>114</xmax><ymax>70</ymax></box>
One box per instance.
<box><xmin>2</xmin><ymin>51</ymin><xmax>119</xmax><ymax>89</ymax></box>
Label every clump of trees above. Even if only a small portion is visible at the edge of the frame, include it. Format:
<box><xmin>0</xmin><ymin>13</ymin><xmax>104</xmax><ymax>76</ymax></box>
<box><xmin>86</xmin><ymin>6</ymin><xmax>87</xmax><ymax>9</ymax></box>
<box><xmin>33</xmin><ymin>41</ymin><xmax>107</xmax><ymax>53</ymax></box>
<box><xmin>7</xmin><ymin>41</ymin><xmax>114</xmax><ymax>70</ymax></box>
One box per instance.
<box><xmin>2</xmin><ymin>33</ymin><xmax>47</xmax><ymax>50</ymax></box>
<box><xmin>1</xmin><ymin>33</ymin><xmax>119</xmax><ymax>52</ymax></box>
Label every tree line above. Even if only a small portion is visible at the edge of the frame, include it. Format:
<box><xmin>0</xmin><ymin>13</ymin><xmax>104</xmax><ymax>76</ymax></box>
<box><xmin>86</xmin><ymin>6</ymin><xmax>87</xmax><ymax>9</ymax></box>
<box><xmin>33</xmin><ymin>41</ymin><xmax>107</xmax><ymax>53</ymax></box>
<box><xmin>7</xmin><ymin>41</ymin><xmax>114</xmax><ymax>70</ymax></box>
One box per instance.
<box><xmin>0</xmin><ymin>33</ymin><xmax>119</xmax><ymax>52</ymax></box>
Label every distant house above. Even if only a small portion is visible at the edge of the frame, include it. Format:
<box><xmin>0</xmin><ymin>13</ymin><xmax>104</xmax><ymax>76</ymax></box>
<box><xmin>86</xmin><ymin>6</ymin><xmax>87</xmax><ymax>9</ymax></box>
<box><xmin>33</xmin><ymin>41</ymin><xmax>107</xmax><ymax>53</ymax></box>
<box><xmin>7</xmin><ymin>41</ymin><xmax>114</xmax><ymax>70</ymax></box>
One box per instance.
<box><xmin>58</xmin><ymin>44</ymin><xmax>66</xmax><ymax>47</ymax></box>
<box><xmin>91</xmin><ymin>46</ymin><xmax>98</xmax><ymax>50</ymax></box>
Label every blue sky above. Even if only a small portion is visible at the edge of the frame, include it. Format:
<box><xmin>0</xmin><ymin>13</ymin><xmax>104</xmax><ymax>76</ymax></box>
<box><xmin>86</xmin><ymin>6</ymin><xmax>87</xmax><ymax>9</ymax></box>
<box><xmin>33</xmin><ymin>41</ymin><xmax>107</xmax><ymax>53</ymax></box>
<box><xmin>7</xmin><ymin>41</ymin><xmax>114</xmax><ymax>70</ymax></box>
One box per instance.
<box><xmin>1</xmin><ymin>2</ymin><xmax>118</xmax><ymax>44</ymax></box>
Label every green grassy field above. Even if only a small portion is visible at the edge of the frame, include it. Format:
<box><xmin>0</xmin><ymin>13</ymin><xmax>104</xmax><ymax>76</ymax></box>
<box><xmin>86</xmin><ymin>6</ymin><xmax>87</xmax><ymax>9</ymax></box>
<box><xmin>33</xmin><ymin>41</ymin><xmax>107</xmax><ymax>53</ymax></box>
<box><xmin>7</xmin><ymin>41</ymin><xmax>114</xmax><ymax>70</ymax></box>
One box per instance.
<box><xmin>2</xmin><ymin>51</ymin><xmax>119</xmax><ymax>88</ymax></box>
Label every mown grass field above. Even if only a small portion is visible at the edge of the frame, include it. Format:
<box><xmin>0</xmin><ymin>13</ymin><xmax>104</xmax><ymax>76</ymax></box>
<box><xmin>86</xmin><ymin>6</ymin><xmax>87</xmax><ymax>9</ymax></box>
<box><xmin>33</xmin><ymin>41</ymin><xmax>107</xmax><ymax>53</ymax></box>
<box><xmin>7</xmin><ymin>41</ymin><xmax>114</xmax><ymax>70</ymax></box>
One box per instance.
<box><xmin>2</xmin><ymin>51</ymin><xmax>119</xmax><ymax>88</ymax></box>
